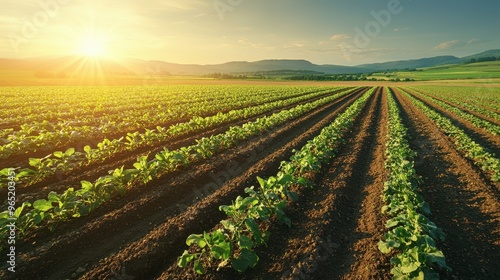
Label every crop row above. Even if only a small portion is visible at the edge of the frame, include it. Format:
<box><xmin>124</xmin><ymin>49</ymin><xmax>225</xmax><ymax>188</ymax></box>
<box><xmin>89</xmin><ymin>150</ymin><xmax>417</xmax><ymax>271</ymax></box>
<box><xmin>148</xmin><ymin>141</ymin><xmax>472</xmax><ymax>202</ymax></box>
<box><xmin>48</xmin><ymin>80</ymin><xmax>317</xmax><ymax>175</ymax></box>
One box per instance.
<box><xmin>178</xmin><ymin>87</ymin><xmax>376</xmax><ymax>274</ymax></box>
<box><xmin>399</xmin><ymin>88</ymin><xmax>500</xmax><ymax>182</ymax></box>
<box><xmin>0</xmin><ymin>86</ymin><xmax>340</xmax><ymax>159</ymax></box>
<box><xmin>378</xmin><ymin>88</ymin><xmax>450</xmax><ymax>279</ymax></box>
<box><xmin>413</xmin><ymin>86</ymin><xmax>500</xmax><ymax>112</ymax></box>
<box><xmin>0</xmin><ymin>85</ymin><xmax>325</xmax><ymax>125</ymax></box>
<box><xmin>405</xmin><ymin>89</ymin><xmax>500</xmax><ymax>135</ymax></box>
<box><xmin>0</xmin><ymin>87</ymin><xmax>363</xmax><ymax>249</ymax></box>
<box><xmin>410</xmin><ymin>87</ymin><xmax>500</xmax><ymax>122</ymax></box>
<box><xmin>0</xmin><ymin>87</ymin><xmax>355</xmax><ymax>188</ymax></box>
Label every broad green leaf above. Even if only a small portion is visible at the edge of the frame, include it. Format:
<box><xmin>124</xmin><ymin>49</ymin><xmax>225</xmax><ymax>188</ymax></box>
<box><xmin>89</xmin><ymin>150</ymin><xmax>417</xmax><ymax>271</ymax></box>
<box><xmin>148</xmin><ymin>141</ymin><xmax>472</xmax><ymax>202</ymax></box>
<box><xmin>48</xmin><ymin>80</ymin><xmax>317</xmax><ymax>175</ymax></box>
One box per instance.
<box><xmin>48</xmin><ymin>191</ymin><xmax>60</xmax><ymax>203</ymax></box>
<box><xmin>378</xmin><ymin>240</ymin><xmax>395</xmax><ymax>254</ymax></box>
<box><xmin>232</xmin><ymin>249</ymin><xmax>259</xmax><ymax>272</ymax></box>
<box><xmin>256</xmin><ymin>176</ymin><xmax>266</xmax><ymax>188</ymax></box>
<box><xmin>0</xmin><ymin>168</ymin><xmax>11</xmax><ymax>176</ymax></box>
<box><xmin>53</xmin><ymin>151</ymin><xmax>64</xmax><ymax>158</ymax></box>
<box><xmin>33</xmin><ymin>199</ymin><xmax>54</xmax><ymax>211</ymax></box>
<box><xmin>65</xmin><ymin>148</ymin><xmax>75</xmax><ymax>156</ymax></box>
<box><xmin>386</xmin><ymin>218</ymin><xmax>401</xmax><ymax>228</ymax></box>
<box><xmin>81</xmin><ymin>180</ymin><xmax>93</xmax><ymax>191</ymax></box>
<box><xmin>29</xmin><ymin>158</ymin><xmax>42</xmax><ymax>167</ymax></box>
<box><xmin>32</xmin><ymin>212</ymin><xmax>45</xmax><ymax>224</ymax></box>
<box><xmin>14</xmin><ymin>202</ymin><xmax>31</xmax><ymax>218</ymax></box>
<box><xmin>193</xmin><ymin>260</ymin><xmax>205</xmax><ymax>274</ymax></box>
<box><xmin>238</xmin><ymin>235</ymin><xmax>253</xmax><ymax>250</ymax></box>
<box><xmin>83</xmin><ymin>145</ymin><xmax>92</xmax><ymax>153</ymax></box>
<box><xmin>177</xmin><ymin>250</ymin><xmax>194</xmax><ymax>267</ymax></box>
<box><xmin>186</xmin><ymin>234</ymin><xmax>206</xmax><ymax>248</ymax></box>
<box><xmin>212</xmin><ymin>241</ymin><xmax>231</xmax><ymax>260</ymax></box>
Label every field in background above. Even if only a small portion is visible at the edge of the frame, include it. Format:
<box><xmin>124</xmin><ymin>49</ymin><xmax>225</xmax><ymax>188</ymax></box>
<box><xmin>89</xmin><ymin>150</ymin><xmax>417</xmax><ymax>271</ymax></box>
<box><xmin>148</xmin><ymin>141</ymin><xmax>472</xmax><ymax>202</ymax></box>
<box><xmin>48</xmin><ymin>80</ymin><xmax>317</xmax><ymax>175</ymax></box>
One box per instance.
<box><xmin>370</xmin><ymin>61</ymin><xmax>500</xmax><ymax>81</ymax></box>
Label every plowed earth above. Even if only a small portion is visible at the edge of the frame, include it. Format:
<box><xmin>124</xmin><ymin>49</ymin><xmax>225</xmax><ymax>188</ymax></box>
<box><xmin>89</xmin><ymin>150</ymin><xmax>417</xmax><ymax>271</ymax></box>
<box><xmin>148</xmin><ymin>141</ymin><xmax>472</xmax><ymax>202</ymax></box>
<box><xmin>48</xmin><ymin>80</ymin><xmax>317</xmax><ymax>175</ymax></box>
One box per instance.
<box><xmin>1</xmin><ymin>86</ymin><xmax>499</xmax><ymax>280</ymax></box>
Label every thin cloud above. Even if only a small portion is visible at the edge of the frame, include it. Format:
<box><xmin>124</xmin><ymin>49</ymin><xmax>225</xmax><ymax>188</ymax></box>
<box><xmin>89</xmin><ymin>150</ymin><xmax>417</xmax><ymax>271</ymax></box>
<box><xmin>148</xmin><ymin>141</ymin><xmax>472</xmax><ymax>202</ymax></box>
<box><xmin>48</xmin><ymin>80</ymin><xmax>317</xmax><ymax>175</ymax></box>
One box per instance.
<box><xmin>393</xmin><ymin>27</ymin><xmax>409</xmax><ymax>32</ymax></box>
<box><xmin>434</xmin><ymin>40</ymin><xmax>460</xmax><ymax>50</ymax></box>
<box><xmin>467</xmin><ymin>38</ymin><xmax>481</xmax><ymax>45</ymax></box>
<box><xmin>330</xmin><ymin>34</ymin><xmax>351</xmax><ymax>41</ymax></box>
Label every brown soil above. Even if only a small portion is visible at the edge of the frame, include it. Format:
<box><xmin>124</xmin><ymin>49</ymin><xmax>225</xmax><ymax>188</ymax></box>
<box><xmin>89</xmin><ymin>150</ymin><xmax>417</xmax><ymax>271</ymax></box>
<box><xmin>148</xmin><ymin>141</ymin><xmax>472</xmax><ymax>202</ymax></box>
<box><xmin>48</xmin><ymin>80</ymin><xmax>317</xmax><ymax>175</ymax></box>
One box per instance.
<box><xmin>156</xmin><ymin>87</ymin><xmax>390</xmax><ymax>279</ymax></box>
<box><xmin>402</xmin><ymin>88</ymin><xmax>500</xmax><ymax>156</ymax></box>
<box><xmin>2</xmin><ymin>85</ymin><xmax>498</xmax><ymax>280</ymax></box>
<box><xmin>393</xmin><ymin>88</ymin><xmax>500</xmax><ymax>280</ymax></box>
<box><xmin>409</xmin><ymin>88</ymin><xmax>500</xmax><ymax>126</ymax></box>
<box><xmin>0</xmin><ymin>88</ymin><xmax>349</xmax><ymax>202</ymax></box>
<box><xmin>0</xmin><ymin>87</ymin><xmax>341</xmax><ymax>169</ymax></box>
<box><xmin>0</xmin><ymin>87</ymin><xmax>369</xmax><ymax>280</ymax></box>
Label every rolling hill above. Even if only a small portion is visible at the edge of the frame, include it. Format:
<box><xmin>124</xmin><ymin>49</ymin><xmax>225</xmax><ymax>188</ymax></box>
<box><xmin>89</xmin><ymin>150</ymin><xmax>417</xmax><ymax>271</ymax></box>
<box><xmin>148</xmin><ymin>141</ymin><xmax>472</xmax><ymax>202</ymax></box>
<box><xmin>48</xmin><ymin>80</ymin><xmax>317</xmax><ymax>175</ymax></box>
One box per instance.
<box><xmin>0</xmin><ymin>49</ymin><xmax>498</xmax><ymax>77</ymax></box>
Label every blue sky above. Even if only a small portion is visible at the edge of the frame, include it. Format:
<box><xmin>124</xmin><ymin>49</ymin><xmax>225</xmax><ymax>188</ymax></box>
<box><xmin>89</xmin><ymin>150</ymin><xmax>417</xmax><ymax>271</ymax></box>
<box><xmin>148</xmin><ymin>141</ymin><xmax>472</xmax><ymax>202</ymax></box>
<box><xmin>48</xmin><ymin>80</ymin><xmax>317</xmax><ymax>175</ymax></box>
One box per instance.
<box><xmin>1</xmin><ymin>0</ymin><xmax>499</xmax><ymax>65</ymax></box>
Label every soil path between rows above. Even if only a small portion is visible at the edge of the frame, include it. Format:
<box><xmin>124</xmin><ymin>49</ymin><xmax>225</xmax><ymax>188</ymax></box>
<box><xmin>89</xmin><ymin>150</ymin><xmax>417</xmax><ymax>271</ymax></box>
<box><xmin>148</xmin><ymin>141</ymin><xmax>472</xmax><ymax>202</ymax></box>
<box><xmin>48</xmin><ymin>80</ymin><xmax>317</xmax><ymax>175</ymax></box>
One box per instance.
<box><xmin>0</xmin><ymin>87</ymin><xmax>370</xmax><ymax>280</ymax></box>
<box><xmin>3</xmin><ymin>88</ymin><xmax>350</xmax><ymax>202</ymax></box>
<box><xmin>393</xmin><ymin>88</ymin><xmax>500</xmax><ymax>280</ymax></box>
<box><xmin>159</xmin><ymin>87</ymin><xmax>390</xmax><ymax>279</ymax></box>
<box><xmin>401</xmin><ymin>88</ymin><xmax>500</xmax><ymax>156</ymax></box>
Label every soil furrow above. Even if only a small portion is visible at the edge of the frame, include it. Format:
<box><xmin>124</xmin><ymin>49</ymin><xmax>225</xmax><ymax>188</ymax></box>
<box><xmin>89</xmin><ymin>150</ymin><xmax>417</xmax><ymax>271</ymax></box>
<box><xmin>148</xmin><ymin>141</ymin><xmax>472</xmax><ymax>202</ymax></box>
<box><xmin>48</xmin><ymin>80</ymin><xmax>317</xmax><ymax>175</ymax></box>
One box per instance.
<box><xmin>0</xmin><ymin>88</ymin><xmax>346</xmax><ymax>171</ymax></box>
<box><xmin>412</xmin><ymin>88</ymin><xmax>500</xmax><ymax>126</ymax></box>
<box><xmin>159</xmin><ymin>87</ymin><xmax>388</xmax><ymax>280</ymax></box>
<box><xmin>0</xmin><ymin>87</ymin><xmax>369</xmax><ymax>280</ymax></box>
<box><xmin>7</xmin><ymin>88</ymin><xmax>352</xmax><ymax>202</ymax></box>
<box><xmin>393</xmin><ymin>88</ymin><xmax>500</xmax><ymax>280</ymax></box>
<box><xmin>403</xmin><ymin>88</ymin><xmax>500</xmax><ymax>156</ymax></box>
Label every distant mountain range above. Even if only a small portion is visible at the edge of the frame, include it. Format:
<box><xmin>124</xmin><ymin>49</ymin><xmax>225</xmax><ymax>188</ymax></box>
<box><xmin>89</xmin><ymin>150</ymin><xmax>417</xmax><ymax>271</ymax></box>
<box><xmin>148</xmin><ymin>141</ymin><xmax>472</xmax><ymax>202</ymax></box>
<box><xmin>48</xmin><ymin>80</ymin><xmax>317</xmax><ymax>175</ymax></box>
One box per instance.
<box><xmin>1</xmin><ymin>49</ymin><xmax>499</xmax><ymax>76</ymax></box>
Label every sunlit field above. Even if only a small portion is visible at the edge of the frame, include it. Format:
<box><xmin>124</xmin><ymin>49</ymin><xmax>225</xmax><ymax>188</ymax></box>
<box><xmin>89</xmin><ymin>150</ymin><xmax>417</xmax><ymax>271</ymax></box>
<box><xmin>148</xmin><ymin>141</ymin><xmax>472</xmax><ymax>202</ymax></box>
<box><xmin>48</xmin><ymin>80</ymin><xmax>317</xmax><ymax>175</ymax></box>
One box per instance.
<box><xmin>1</xmin><ymin>1</ymin><xmax>500</xmax><ymax>279</ymax></box>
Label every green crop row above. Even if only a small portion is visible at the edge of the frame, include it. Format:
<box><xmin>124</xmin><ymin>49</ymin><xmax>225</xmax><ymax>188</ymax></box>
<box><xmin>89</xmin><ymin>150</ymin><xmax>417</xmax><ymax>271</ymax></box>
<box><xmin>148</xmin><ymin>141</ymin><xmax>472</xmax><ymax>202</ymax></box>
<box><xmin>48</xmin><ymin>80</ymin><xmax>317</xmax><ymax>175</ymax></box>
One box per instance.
<box><xmin>379</xmin><ymin>88</ymin><xmax>450</xmax><ymax>279</ymax></box>
<box><xmin>399</xmin><ymin>88</ymin><xmax>500</xmax><ymax>182</ymax></box>
<box><xmin>411</xmin><ymin>88</ymin><xmax>500</xmax><ymax>122</ymax></box>
<box><xmin>411</xmin><ymin>86</ymin><xmax>500</xmax><ymax>113</ymax></box>
<box><xmin>0</xmin><ymin>85</ymin><xmax>339</xmax><ymax>159</ymax></box>
<box><xmin>177</xmin><ymin>87</ymin><xmax>376</xmax><ymax>275</ymax></box>
<box><xmin>406</xmin><ymin>88</ymin><xmax>500</xmax><ymax>136</ymax></box>
<box><xmin>0</xmin><ymin>87</ymin><xmax>362</xmax><ymax>250</ymax></box>
<box><xmin>1</xmin><ymin>87</ymin><xmax>354</xmax><ymax>188</ymax></box>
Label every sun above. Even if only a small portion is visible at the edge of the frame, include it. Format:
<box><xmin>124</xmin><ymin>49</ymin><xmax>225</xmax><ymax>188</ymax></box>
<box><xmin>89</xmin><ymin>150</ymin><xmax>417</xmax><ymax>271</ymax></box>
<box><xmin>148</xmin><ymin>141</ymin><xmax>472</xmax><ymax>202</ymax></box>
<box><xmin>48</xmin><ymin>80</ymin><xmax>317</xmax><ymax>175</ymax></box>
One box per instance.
<box><xmin>80</xmin><ymin>35</ymin><xmax>107</xmax><ymax>57</ymax></box>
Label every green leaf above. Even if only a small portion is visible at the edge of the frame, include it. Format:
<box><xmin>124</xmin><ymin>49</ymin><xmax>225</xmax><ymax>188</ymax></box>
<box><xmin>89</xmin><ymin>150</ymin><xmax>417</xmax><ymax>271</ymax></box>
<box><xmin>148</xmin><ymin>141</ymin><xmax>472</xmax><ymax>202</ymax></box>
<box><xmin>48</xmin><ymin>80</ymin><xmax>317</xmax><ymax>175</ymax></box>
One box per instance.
<box><xmin>29</xmin><ymin>158</ymin><xmax>42</xmax><ymax>167</ymax></box>
<box><xmin>33</xmin><ymin>199</ymin><xmax>54</xmax><ymax>211</ymax></box>
<box><xmin>378</xmin><ymin>240</ymin><xmax>397</xmax><ymax>254</ymax></box>
<box><xmin>65</xmin><ymin>148</ymin><xmax>75</xmax><ymax>156</ymax></box>
<box><xmin>48</xmin><ymin>191</ymin><xmax>61</xmax><ymax>203</ymax></box>
<box><xmin>212</xmin><ymin>241</ymin><xmax>231</xmax><ymax>260</ymax></box>
<box><xmin>186</xmin><ymin>234</ymin><xmax>206</xmax><ymax>248</ymax></box>
<box><xmin>53</xmin><ymin>151</ymin><xmax>64</xmax><ymax>158</ymax></box>
<box><xmin>194</xmin><ymin>260</ymin><xmax>205</xmax><ymax>274</ymax></box>
<box><xmin>81</xmin><ymin>180</ymin><xmax>94</xmax><ymax>191</ymax></box>
<box><xmin>14</xmin><ymin>202</ymin><xmax>31</xmax><ymax>218</ymax></box>
<box><xmin>386</xmin><ymin>218</ymin><xmax>401</xmax><ymax>228</ymax></box>
<box><xmin>84</xmin><ymin>145</ymin><xmax>92</xmax><ymax>153</ymax></box>
<box><xmin>256</xmin><ymin>176</ymin><xmax>266</xmax><ymax>188</ymax></box>
<box><xmin>0</xmin><ymin>168</ymin><xmax>11</xmax><ymax>176</ymax></box>
<box><xmin>238</xmin><ymin>235</ymin><xmax>253</xmax><ymax>250</ymax></box>
<box><xmin>232</xmin><ymin>249</ymin><xmax>259</xmax><ymax>272</ymax></box>
<box><xmin>177</xmin><ymin>250</ymin><xmax>194</xmax><ymax>267</ymax></box>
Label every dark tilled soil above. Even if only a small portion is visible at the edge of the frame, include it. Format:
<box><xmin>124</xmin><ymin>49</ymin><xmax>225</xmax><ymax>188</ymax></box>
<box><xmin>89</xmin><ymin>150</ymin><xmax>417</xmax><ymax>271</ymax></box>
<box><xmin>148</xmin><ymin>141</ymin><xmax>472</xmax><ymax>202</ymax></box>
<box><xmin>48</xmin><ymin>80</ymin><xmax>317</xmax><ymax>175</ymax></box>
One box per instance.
<box><xmin>0</xmin><ymin>87</ymin><xmax>369</xmax><ymax>280</ymax></box>
<box><xmin>2</xmin><ymin>86</ymin><xmax>499</xmax><ymax>280</ymax></box>
<box><xmin>1</xmin><ymin>88</ymin><xmax>348</xmax><ymax>201</ymax></box>
<box><xmin>402</xmin><ymin>88</ymin><xmax>500</xmax><ymax>157</ymax></box>
<box><xmin>394</xmin><ymin>88</ymin><xmax>500</xmax><ymax>280</ymax></box>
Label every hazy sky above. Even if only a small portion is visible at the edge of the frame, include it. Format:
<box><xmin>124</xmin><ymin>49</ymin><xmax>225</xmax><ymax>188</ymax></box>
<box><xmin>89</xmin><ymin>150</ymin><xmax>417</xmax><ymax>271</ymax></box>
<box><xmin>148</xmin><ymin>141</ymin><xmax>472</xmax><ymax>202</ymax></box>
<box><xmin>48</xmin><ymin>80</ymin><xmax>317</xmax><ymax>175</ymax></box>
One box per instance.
<box><xmin>1</xmin><ymin>0</ymin><xmax>499</xmax><ymax>65</ymax></box>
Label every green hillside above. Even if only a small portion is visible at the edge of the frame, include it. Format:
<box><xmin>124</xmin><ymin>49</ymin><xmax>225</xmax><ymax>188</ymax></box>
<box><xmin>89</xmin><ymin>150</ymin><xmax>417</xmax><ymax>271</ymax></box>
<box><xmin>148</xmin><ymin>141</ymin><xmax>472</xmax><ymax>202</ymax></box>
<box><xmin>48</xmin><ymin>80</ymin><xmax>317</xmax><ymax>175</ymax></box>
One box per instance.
<box><xmin>369</xmin><ymin>61</ymin><xmax>500</xmax><ymax>81</ymax></box>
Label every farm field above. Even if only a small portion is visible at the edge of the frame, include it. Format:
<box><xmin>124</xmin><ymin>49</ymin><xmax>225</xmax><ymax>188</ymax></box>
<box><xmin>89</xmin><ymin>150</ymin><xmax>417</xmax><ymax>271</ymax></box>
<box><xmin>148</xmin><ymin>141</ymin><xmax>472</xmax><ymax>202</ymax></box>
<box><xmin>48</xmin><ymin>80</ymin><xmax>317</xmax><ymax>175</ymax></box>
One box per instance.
<box><xmin>0</xmin><ymin>83</ymin><xmax>499</xmax><ymax>280</ymax></box>
<box><xmin>370</xmin><ymin>61</ymin><xmax>500</xmax><ymax>81</ymax></box>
